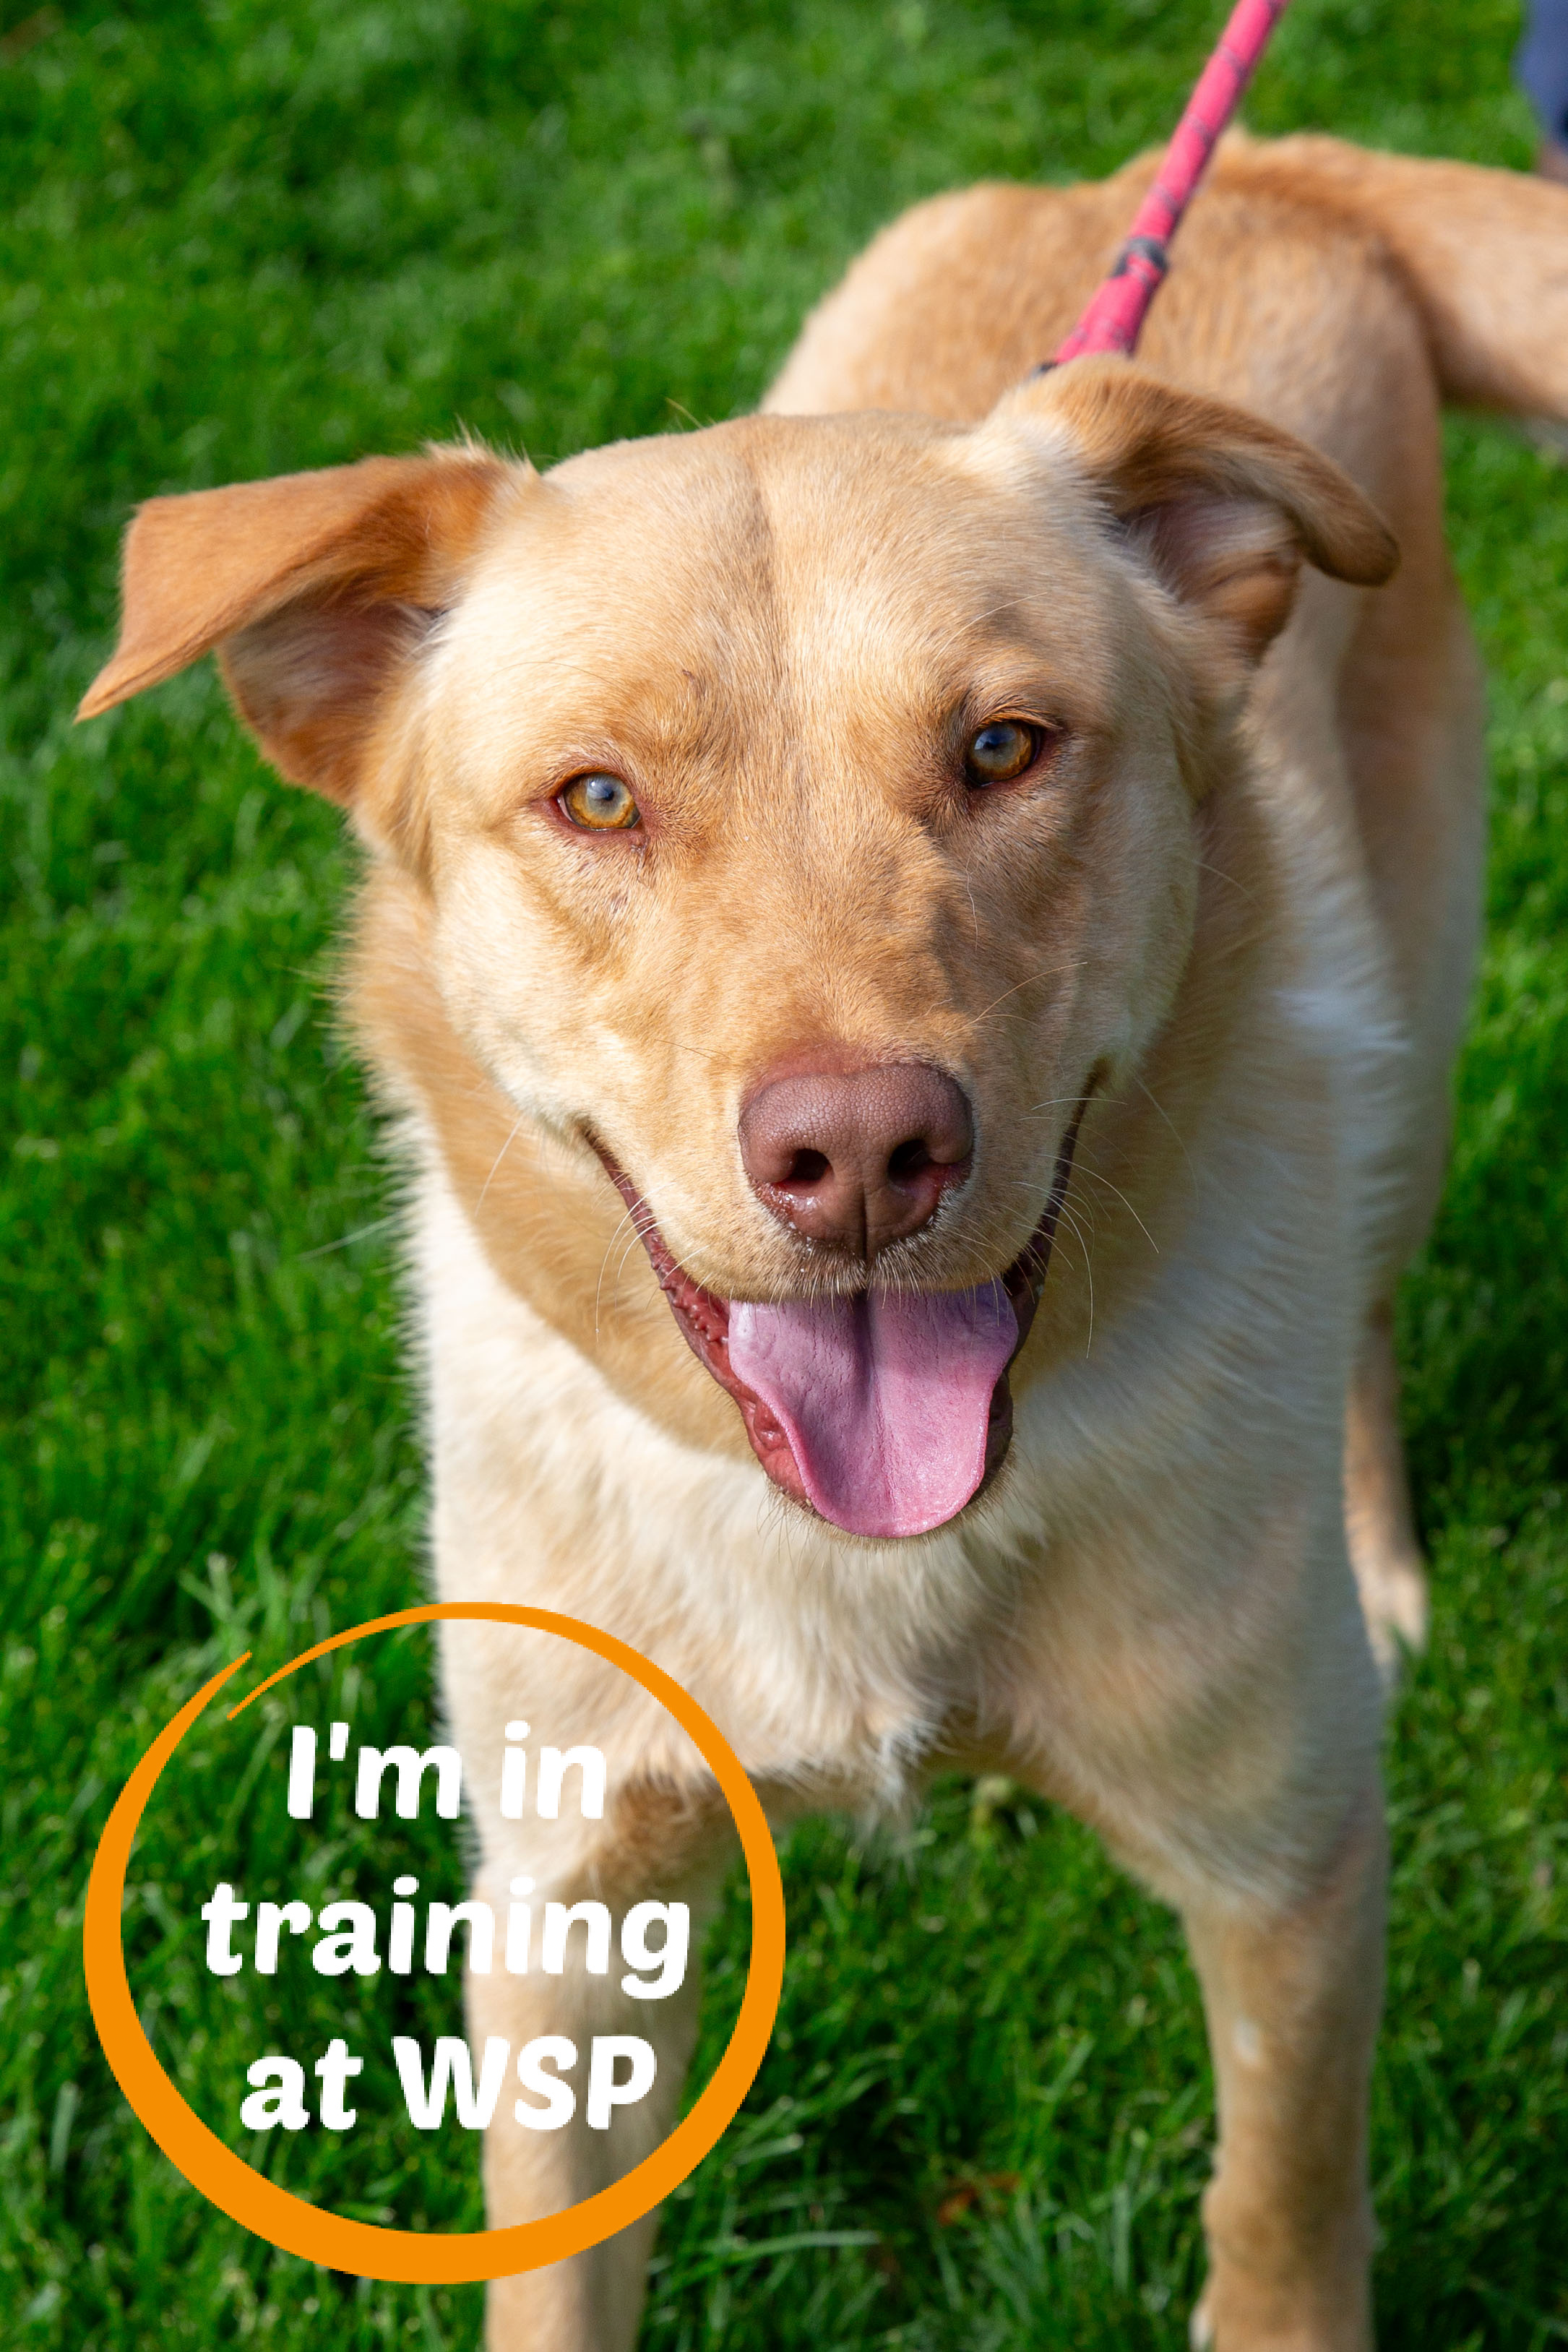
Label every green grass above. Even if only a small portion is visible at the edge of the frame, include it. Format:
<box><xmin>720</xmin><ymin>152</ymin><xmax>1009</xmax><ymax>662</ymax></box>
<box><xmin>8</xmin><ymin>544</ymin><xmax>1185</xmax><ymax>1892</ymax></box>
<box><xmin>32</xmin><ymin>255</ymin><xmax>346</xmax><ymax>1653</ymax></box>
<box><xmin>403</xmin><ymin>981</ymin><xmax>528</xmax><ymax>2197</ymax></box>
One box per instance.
<box><xmin>3</xmin><ymin>1</ymin><xmax>1567</xmax><ymax>2345</ymax></box>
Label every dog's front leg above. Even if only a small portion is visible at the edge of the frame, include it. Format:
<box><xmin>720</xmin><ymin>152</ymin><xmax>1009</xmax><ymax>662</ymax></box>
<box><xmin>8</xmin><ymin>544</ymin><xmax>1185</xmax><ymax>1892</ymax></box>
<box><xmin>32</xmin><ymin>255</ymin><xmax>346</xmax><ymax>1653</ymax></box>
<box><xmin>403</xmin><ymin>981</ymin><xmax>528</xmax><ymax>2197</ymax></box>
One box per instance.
<box><xmin>463</xmin><ymin>1829</ymin><xmax>718</xmax><ymax>2352</ymax></box>
<box><xmin>1000</xmin><ymin>1505</ymin><xmax>1387</xmax><ymax>2350</ymax></box>
<box><xmin>1181</xmin><ymin>1784</ymin><xmax>1386</xmax><ymax>2352</ymax></box>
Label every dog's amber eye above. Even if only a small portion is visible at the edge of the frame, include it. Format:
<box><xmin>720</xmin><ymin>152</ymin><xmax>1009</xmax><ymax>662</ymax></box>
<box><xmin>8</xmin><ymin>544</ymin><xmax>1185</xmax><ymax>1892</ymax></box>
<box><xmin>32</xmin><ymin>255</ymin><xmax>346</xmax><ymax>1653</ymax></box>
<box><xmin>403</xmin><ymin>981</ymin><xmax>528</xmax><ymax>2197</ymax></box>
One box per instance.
<box><xmin>559</xmin><ymin>772</ymin><xmax>640</xmax><ymax>831</ymax></box>
<box><xmin>963</xmin><ymin>720</ymin><xmax>1039</xmax><ymax>786</ymax></box>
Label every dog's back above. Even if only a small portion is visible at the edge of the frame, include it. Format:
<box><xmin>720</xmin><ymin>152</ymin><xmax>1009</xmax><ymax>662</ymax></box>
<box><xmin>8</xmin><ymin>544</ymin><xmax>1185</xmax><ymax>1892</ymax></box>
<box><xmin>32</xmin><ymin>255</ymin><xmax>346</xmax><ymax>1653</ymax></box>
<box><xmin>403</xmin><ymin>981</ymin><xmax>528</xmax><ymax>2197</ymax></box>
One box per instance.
<box><xmin>767</xmin><ymin>133</ymin><xmax>1568</xmax><ymax>428</ymax></box>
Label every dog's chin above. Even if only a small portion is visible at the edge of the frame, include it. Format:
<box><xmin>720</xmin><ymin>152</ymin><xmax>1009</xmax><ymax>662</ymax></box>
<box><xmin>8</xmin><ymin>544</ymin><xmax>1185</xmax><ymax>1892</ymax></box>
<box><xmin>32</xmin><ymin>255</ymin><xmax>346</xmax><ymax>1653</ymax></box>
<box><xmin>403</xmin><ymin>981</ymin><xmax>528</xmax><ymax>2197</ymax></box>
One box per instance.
<box><xmin>594</xmin><ymin>1112</ymin><xmax>1083</xmax><ymax>1543</ymax></box>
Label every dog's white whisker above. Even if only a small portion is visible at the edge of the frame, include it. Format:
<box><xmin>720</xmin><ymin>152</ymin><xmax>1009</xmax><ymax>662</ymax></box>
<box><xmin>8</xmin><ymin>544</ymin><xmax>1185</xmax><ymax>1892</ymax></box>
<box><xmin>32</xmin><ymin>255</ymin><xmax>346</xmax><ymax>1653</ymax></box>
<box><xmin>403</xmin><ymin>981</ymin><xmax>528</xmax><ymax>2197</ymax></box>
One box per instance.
<box><xmin>1054</xmin><ymin>1200</ymin><xmax>1095</xmax><ymax>1351</ymax></box>
<box><xmin>972</xmin><ymin>957</ymin><xmax>1090</xmax><ymax>1025</ymax></box>
<box><xmin>593</xmin><ymin>1205</ymin><xmax>639</xmax><ymax>1337</ymax></box>
<box><xmin>1132</xmin><ymin>1070</ymin><xmax>1200</xmax><ymax>1194</ymax></box>
<box><xmin>1077</xmin><ymin>1166</ymin><xmax>1159</xmax><ymax>1254</ymax></box>
<box><xmin>1192</xmin><ymin>860</ymin><xmax>1262</xmax><ymax>909</ymax></box>
<box><xmin>476</xmin><ymin>1111</ymin><xmax>527</xmax><ymax>1210</ymax></box>
<box><xmin>295</xmin><ymin>1215</ymin><xmax>400</xmax><ymax>1261</ymax></box>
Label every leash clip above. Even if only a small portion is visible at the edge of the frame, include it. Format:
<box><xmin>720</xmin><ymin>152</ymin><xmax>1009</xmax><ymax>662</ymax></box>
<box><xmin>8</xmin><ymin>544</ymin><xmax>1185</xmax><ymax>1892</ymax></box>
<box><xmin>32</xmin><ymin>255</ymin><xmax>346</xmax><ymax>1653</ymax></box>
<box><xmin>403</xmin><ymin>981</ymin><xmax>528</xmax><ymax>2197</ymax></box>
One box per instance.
<box><xmin>1111</xmin><ymin>233</ymin><xmax>1171</xmax><ymax>282</ymax></box>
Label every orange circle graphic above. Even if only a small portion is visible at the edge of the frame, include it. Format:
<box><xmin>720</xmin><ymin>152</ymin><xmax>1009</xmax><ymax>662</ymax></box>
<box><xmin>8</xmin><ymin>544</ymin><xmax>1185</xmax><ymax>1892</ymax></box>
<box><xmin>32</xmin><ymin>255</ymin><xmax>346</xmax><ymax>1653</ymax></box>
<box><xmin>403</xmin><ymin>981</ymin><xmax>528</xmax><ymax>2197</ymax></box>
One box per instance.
<box><xmin>82</xmin><ymin>1603</ymin><xmax>786</xmax><ymax>2283</ymax></box>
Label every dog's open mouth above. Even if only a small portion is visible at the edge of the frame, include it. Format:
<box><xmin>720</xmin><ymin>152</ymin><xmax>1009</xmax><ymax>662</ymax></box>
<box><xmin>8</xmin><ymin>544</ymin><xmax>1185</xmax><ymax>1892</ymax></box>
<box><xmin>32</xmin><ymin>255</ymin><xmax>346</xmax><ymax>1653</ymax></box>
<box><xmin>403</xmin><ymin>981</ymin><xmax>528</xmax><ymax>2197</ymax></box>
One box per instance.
<box><xmin>598</xmin><ymin>1109</ymin><xmax>1083</xmax><ymax>1541</ymax></box>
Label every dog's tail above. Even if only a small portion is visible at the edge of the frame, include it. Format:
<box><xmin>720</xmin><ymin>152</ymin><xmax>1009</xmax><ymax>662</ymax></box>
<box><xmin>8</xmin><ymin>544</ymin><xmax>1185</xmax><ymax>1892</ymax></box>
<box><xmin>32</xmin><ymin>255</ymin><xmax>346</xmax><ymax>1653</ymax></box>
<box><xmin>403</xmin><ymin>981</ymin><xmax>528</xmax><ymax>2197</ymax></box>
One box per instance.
<box><xmin>1222</xmin><ymin>132</ymin><xmax>1568</xmax><ymax>418</ymax></box>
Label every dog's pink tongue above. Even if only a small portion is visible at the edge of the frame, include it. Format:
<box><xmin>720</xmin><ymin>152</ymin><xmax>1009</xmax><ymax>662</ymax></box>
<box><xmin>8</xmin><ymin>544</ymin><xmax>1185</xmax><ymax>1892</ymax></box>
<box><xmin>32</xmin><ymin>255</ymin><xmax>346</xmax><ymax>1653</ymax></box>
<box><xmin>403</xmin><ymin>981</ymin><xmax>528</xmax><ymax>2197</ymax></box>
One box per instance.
<box><xmin>728</xmin><ymin>1283</ymin><xmax>1017</xmax><ymax>1541</ymax></box>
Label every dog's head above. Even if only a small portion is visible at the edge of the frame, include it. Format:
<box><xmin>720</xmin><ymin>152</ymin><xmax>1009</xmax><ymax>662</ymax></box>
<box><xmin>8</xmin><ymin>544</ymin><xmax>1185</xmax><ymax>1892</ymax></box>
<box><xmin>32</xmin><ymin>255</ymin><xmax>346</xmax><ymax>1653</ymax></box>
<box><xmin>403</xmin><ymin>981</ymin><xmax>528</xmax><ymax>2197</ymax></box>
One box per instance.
<box><xmin>81</xmin><ymin>359</ymin><xmax>1395</xmax><ymax>1541</ymax></box>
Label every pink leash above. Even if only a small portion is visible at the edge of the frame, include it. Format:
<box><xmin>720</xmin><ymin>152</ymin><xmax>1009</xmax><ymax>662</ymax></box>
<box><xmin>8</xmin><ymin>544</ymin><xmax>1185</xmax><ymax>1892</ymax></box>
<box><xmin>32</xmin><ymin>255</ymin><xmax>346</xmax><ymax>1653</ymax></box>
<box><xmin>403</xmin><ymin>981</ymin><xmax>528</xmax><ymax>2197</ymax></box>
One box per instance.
<box><xmin>1051</xmin><ymin>0</ymin><xmax>1292</xmax><ymax>364</ymax></box>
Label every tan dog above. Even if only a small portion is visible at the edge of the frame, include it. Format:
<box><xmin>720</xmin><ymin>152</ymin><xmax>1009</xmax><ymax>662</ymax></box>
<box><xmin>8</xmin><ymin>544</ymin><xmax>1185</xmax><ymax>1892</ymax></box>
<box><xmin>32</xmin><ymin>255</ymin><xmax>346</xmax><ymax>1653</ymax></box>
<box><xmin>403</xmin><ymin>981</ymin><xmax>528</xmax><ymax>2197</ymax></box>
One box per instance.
<box><xmin>81</xmin><ymin>134</ymin><xmax>1568</xmax><ymax>2350</ymax></box>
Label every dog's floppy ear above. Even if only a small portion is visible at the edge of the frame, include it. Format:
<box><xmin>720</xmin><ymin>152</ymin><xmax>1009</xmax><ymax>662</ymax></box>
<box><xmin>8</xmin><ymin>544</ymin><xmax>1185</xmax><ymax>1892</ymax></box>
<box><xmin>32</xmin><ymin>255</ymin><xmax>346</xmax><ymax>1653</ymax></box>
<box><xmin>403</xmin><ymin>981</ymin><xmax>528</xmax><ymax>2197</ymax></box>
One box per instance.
<box><xmin>994</xmin><ymin>357</ymin><xmax>1398</xmax><ymax>661</ymax></box>
<box><xmin>76</xmin><ymin>447</ymin><xmax>514</xmax><ymax>801</ymax></box>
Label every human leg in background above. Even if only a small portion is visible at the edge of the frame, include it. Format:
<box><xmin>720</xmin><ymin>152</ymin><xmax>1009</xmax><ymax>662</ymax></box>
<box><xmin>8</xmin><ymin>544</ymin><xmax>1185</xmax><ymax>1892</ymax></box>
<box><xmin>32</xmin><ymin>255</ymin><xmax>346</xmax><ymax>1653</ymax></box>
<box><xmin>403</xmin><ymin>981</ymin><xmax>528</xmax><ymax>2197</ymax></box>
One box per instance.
<box><xmin>1517</xmin><ymin>0</ymin><xmax>1568</xmax><ymax>180</ymax></box>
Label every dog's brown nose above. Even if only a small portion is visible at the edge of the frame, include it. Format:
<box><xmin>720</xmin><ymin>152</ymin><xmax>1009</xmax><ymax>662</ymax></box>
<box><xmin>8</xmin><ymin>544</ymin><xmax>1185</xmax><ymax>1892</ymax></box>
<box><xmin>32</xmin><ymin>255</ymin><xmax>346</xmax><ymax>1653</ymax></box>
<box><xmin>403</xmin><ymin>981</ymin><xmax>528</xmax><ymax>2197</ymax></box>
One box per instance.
<box><xmin>739</xmin><ymin>1061</ymin><xmax>973</xmax><ymax>1257</ymax></box>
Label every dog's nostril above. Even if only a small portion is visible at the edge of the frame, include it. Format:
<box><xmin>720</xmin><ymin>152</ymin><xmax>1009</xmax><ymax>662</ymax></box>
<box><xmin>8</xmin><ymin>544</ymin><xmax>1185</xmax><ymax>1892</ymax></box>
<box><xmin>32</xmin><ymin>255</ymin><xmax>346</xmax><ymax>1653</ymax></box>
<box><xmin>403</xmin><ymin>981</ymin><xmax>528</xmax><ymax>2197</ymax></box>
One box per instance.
<box><xmin>785</xmin><ymin>1147</ymin><xmax>830</xmax><ymax>1187</ymax></box>
<box><xmin>887</xmin><ymin>1137</ymin><xmax>932</xmax><ymax>1182</ymax></box>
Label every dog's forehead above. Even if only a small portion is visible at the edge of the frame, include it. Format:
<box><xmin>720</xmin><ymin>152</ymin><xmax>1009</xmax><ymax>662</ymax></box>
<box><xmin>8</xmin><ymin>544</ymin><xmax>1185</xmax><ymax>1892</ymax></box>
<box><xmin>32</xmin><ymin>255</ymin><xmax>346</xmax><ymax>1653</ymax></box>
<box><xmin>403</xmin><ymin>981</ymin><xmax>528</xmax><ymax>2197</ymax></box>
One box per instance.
<box><xmin>452</xmin><ymin>412</ymin><xmax>1116</xmax><ymax>701</ymax></box>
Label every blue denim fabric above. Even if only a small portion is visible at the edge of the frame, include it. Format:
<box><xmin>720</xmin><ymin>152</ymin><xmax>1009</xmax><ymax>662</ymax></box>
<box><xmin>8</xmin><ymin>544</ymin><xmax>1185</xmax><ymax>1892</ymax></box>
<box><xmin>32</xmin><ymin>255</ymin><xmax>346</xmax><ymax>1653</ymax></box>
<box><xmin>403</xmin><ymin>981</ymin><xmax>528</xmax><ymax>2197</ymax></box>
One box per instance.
<box><xmin>1517</xmin><ymin>0</ymin><xmax>1568</xmax><ymax>144</ymax></box>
